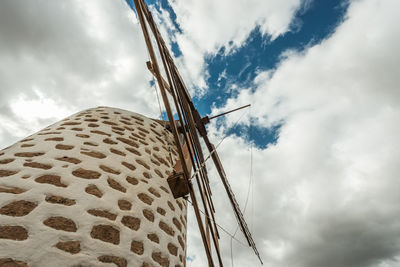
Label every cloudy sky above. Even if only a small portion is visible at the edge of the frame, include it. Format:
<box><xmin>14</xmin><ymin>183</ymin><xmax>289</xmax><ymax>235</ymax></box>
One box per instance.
<box><xmin>1</xmin><ymin>0</ymin><xmax>400</xmax><ymax>266</ymax></box>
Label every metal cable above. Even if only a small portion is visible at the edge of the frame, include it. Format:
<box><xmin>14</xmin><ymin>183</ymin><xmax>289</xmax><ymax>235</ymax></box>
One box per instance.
<box><xmin>186</xmin><ymin>198</ymin><xmax>248</xmax><ymax>247</ymax></box>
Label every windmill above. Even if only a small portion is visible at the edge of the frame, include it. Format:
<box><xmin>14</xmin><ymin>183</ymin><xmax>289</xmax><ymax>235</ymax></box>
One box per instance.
<box><xmin>132</xmin><ymin>0</ymin><xmax>263</xmax><ymax>265</ymax></box>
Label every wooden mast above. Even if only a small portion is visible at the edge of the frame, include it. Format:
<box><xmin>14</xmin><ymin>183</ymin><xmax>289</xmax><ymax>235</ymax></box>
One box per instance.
<box><xmin>132</xmin><ymin>0</ymin><xmax>215</xmax><ymax>265</ymax></box>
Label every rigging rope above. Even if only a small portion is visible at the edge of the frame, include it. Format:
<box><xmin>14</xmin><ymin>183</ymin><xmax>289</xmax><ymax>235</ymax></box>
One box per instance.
<box><xmin>142</xmin><ymin>22</ymin><xmax>163</xmax><ymax>122</ymax></box>
<box><xmin>152</xmin><ymin>71</ymin><xmax>163</xmax><ymax>120</ymax></box>
<box><xmin>250</xmin><ymin>105</ymin><xmax>255</xmax><ymax>235</ymax></box>
<box><xmin>154</xmin><ymin>76</ymin><xmax>174</xmax><ymax>166</ymax></box>
<box><xmin>230</xmin><ymin>106</ymin><xmax>254</xmax><ymax>267</ymax></box>
<box><xmin>189</xmin><ymin>108</ymin><xmax>248</xmax><ymax>181</ymax></box>
<box><xmin>147</xmin><ymin>37</ymin><xmax>174</xmax><ymax>166</ymax></box>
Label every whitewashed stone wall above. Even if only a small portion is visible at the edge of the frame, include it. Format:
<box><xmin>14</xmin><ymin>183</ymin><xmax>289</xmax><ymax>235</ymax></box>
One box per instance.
<box><xmin>0</xmin><ymin>107</ymin><xmax>187</xmax><ymax>267</ymax></box>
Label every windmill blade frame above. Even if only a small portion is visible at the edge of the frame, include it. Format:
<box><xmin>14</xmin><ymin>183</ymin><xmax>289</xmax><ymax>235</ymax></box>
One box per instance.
<box><xmin>132</xmin><ymin>0</ymin><xmax>262</xmax><ymax>265</ymax></box>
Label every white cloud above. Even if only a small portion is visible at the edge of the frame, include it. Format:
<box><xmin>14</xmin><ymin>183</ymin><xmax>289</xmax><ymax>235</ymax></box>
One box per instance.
<box><xmin>10</xmin><ymin>90</ymin><xmax>71</xmax><ymax>121</ymax></box>
<box><xmin>195</xmin><ymin>0</ymin><xmax>400</xmax><ymax>266</ymax></box>
<box><xmin>0</xmin><ymin>0</ymin><xmax>161</xmax><ymax>148</ymax></box>
<box><xmin>152</xmin><ymin>0</ymin><xmax>307</xmax><ymax>94</ymax></box>
<box><xmin>171</xmin><ymin>0</ymin><xmax>305</xmax><ymax>53</ymax></box>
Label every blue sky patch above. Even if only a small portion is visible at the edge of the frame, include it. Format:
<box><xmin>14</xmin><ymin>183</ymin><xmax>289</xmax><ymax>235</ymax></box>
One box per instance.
<box><xmin>220</xmin><ymin>119</ymin><xmax>282</xmax><ymax>149</ymax></box>
<box><xmin>197</xmin><ymin>0</ymin><xmax>349</xmax><ymax>148</ymax></box>
<box><xmin>200</xmin><ymin>0</ymin><xmax>350</xmax><ymax>114</ymax></box>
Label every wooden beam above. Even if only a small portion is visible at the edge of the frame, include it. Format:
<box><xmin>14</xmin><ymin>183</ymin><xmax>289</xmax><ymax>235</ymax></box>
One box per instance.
<box><xmin>146</xmin><ymin>61</ymin><xmax>173</xmax><ymax>95</ymax></box>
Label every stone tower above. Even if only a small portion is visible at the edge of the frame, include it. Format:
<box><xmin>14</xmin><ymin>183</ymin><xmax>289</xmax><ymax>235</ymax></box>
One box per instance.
<box><xmin>0</xmin><ymin>107</ymin><xmax>187</xmax><ymax>267</ymax></box>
